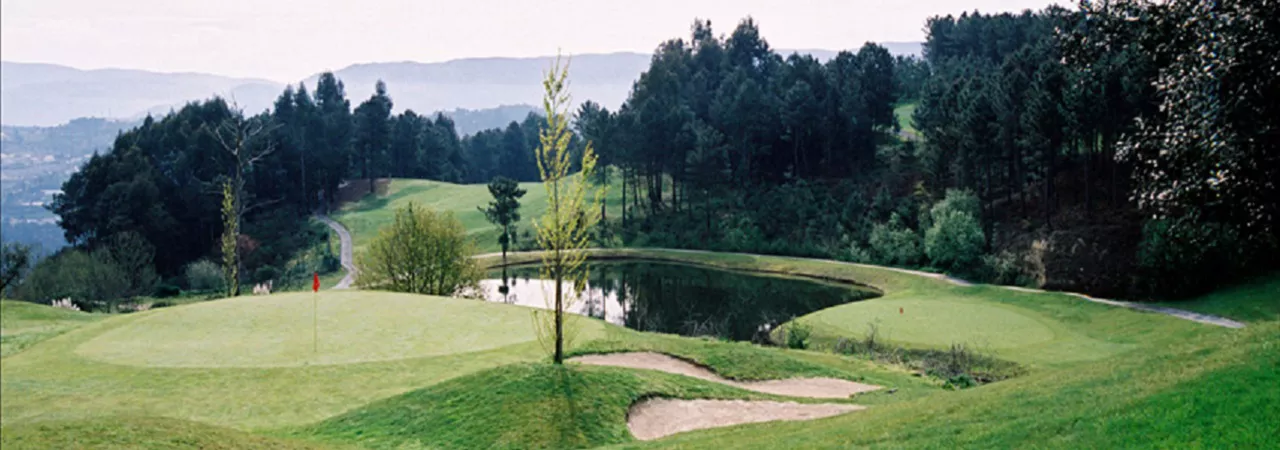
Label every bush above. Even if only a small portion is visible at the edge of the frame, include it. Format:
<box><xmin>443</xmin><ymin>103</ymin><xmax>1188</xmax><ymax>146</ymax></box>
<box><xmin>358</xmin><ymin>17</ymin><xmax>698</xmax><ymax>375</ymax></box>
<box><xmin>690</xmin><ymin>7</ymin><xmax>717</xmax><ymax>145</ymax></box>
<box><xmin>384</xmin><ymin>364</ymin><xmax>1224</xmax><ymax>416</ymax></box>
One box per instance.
<box><xmin>1137</xmin><ymin>215</ymin><xmax>1245</xmax><ymax>299</ymax></box>
<box><xmin>184</xmin><ymin>260</ymin><xmax>223</xmax><ymax>292</ymax></box>
<box><xmin>152</xmin><ymin>284</ymin><xmax>181</xmax><ymax>298</ymax></box>
<box><xmin>925</xmin><ymin>191</ymin><xmax>985</xmax><ymax>273</ymax></box>
<box><xmin>252</xmin><ymin>266</ymin><xmax>281</xmax><ymax>284</ymax></box>
<box><xmin>356</xmin><ymin>203</ymin><xmax>481</xmax><ymax>295</ymax></box>
<box><xmin>782</xmin><ymin>320</ymin><xmax>812</xmax><ymax>349</ymax></box>
<box><xmin>868</xmin><ymin>213</ymin><xmax>923</xmax><ymax>266</ymax></box>
<box><xmin>17</xmin><ymin>249</ymin><xmax>128</xmax><ymax>311</ymax></box>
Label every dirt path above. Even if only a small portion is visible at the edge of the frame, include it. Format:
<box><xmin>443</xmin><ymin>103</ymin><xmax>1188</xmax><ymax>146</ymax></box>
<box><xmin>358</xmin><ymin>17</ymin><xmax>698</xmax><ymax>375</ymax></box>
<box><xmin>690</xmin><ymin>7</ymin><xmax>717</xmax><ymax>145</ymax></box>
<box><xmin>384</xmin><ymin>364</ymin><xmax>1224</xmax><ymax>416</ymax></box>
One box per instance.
<box><xmin>628</xmin><ymin>399</ymin><xmax>863</xmax><ymax>441</ymax></box>
<box><xmin>570</xmin><ymin>352</ymin><xmax>881</xmax><ymax>399</ymax></box>
<box><xmin>316</xmin><ymin>214</ymin><xmax>356</xmax><ymax>290</ymax></box>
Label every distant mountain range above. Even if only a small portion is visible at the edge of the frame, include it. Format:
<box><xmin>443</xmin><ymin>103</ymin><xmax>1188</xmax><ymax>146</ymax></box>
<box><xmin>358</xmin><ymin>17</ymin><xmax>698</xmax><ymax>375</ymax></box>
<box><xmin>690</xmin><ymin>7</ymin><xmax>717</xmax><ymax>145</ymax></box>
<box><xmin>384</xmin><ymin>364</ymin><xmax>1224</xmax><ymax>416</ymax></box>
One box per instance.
<box><xmin>1</xmin><ymin>43</ymin><xmax>922</xmax><ymax>127</ymax></box>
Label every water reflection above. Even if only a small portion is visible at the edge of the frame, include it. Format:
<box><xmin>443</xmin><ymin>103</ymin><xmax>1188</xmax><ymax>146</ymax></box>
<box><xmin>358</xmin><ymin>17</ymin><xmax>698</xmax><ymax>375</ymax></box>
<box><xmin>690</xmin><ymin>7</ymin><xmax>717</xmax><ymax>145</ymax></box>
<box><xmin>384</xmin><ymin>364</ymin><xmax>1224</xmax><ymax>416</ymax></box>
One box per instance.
<box><xmin>480</xmin><ymin>262</ymin><xmax>878</xmax><ymax>342</ymax></box>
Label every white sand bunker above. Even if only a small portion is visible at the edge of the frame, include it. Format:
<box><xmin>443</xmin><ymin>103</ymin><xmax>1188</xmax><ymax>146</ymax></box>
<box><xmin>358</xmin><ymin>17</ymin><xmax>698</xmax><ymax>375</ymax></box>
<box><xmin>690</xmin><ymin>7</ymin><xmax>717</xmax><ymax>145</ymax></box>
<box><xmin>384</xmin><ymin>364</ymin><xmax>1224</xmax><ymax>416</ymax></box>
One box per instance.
<box><xmin>570</xmin><ymin>352</ymin><xmax>881</xmax><ymax>398</ymax></box>
<box><xmin>629</xmin><ymin>398</ymin><xmax>863</xmax><ymax>440</ymax></box>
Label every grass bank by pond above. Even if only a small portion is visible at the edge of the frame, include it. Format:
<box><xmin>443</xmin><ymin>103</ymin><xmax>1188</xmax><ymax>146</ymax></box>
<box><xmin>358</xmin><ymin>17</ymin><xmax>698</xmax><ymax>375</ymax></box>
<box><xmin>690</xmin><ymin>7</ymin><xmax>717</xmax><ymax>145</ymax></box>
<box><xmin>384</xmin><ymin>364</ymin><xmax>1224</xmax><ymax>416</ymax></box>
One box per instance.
<box><xmin>2</xmin><ymin>249</ymin><xmax>1275</xmax><ymax>449</ymax></box>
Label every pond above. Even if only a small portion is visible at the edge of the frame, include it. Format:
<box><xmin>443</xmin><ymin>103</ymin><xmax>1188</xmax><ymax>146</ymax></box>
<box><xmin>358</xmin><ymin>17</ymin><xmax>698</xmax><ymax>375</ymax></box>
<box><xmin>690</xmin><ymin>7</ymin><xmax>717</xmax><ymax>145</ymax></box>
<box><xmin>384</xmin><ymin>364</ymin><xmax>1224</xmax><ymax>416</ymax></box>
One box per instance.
<box><xmin>480</xmin><ymin>261</ymin><xmax>880</xmax><ymax>343</ymax></box>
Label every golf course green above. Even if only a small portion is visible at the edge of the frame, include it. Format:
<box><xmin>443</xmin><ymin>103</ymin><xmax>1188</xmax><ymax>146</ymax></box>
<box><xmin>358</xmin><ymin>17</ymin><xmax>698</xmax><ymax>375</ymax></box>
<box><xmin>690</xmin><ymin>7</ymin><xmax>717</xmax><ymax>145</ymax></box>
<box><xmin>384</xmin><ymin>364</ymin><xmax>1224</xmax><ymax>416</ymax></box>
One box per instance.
<box><xmin>2</xmin><ymin>187</ymin><xmax>1276</xmax><ymax>448</ymax></box>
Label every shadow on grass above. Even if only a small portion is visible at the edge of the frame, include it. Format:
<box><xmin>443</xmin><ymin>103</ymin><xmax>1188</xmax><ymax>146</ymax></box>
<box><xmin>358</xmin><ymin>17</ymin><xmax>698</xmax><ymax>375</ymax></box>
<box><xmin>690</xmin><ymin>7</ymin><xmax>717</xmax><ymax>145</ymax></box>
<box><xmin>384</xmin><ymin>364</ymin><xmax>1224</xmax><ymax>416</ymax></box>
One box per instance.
<box><xmin>344</xmin><ymin>184</ymin><xmax>435</xmax><ymax>213</ymax></box>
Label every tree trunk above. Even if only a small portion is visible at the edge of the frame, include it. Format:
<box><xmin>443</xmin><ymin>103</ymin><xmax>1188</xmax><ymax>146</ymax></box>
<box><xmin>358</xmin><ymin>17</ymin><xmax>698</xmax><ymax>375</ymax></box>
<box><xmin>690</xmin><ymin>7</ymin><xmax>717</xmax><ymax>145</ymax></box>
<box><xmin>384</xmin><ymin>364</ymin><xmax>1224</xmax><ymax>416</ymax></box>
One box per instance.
<box><xmin>554</xmin><ymin>270</ymin><xmax>564</xmax><ymax>364</ymax></box>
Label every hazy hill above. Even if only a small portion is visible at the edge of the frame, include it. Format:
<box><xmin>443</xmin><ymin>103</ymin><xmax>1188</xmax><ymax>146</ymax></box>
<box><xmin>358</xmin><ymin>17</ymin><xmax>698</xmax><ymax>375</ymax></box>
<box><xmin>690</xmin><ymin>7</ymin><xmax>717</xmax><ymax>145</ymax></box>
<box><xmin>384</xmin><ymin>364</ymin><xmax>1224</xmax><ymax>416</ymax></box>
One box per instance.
<box><xmin>1</xmin><ymin>43</ymin><xmax>921</xmax><ymax>127</ymax></box>
<box><xmin>0</xmin><ymin>61</ymin><xmax>283</xmax><ymax>127</ymax></box>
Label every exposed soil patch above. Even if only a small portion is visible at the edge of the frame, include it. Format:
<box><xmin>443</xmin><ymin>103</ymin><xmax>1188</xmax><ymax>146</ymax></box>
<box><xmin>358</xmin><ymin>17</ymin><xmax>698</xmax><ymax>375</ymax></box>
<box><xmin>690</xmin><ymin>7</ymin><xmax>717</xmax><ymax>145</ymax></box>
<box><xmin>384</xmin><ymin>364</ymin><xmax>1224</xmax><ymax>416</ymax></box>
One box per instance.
<box><xmin>628</xmin><ymin>398</ymin><xmax>863</xmax><ymax>440</ymax></box>
<box><xmin>570</xmin><ymin>352</ymin><xmax>881</xmax><ymax>398</ymax></box>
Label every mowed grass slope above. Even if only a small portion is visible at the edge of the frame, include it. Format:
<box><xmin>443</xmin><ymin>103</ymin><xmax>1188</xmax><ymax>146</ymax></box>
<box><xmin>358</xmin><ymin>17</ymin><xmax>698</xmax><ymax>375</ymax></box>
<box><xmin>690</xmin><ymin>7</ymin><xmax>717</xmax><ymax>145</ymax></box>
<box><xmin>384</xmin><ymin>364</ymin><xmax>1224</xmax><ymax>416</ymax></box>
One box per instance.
<box><xmin>334</xmin><ymin>176</ymin><xmax>625</xmax><ymax>255</ymax></box>
<box><xmin>3</xmin><ymin>248</ymin><xmax>1276</xmax><ymax>449</ymax></box>
<box><xmin>0</xmin><ymin>300</ymin><xmax>101</xmax><ymax>357</ymax></box>
<box><xmin>0</xmin><ymin>280</ymin><xmax>920</xmax><ymax>434</ymax></box>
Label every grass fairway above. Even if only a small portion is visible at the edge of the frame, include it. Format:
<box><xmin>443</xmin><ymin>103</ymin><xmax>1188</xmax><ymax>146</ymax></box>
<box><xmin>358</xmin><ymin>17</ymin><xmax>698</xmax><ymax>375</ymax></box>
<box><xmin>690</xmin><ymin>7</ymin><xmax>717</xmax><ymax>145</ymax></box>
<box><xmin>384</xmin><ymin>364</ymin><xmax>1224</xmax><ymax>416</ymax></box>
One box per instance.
<box><xmin>75</xmin><ymin>292</ymin><xmax>577</xmax><ymax>367</ymax></box>
<box><xmin>296</xmin><ymin>363</ymin><xmax>782</xmax><ymax>450</ymax></box>
<box><xmin>0</xmin><ymin>300</ymin><xmax>101</xmax><ymax>358</ymax></box>
<box><xmin>0</xmin><ymin>417</ymin><xmax>332</xmax><ymax>450</ymax></box>
<box><xmin>894</xmin><ymin>102</ymin><xmax>918</xmax><ymax>137</ymax></box>
<box><xmin>3</xmin><ymin>249</ymin><xmax>1277</xmax><ymax>448</ymax></box>
<box><xmin>333</xmin><ymin>177</ymin><xmax>625</xmax><ymax>255</ymax></box>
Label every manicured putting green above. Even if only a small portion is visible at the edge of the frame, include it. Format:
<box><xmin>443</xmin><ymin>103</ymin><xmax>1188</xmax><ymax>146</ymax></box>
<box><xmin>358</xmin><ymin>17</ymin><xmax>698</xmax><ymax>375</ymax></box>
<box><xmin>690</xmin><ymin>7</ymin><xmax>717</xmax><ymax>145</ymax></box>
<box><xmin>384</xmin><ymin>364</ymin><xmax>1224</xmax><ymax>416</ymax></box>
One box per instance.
<box><xmin>74</xmin><ymin>291</ymin><xmax>575</xmax><ymax>368</ymax></box>
<box><xmin>807</xmin><ymin>297</ymin><xmax>1056</xmax><ymax>350</ymax></box>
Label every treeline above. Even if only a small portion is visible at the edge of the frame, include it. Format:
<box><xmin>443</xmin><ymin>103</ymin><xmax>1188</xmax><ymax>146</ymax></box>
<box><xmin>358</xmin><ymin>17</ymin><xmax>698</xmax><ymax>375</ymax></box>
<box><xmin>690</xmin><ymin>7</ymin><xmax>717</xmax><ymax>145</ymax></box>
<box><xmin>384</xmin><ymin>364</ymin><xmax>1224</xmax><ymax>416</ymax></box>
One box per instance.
<box><xmin>11</xmin><ymin>74</ymin><xmax>562</xmax><ymax>307</ymax></box>
<box><xmin>587</xmin><ymin>6</ymin><xmax>1277</xmax><ymax>299</ymax></box>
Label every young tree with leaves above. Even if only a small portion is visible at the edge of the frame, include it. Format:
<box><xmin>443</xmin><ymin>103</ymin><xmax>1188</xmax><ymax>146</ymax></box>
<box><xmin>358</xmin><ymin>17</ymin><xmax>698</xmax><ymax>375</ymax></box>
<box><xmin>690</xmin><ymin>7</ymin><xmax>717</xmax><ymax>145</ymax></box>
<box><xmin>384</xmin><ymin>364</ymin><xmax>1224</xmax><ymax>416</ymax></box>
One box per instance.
<box><xmin>480</xmin><ymin>176</ymin><xmax>528</xmax><ymax>262</ymax></box>
<box><xmin>532</xmin><ymin>55</ymin><xmax>604</xmax><ymax>364</ymax></box>
<box><xmin>356</xmin><ymin>203</ymin><xmax>480</xmax><ymax>295</ymax></box>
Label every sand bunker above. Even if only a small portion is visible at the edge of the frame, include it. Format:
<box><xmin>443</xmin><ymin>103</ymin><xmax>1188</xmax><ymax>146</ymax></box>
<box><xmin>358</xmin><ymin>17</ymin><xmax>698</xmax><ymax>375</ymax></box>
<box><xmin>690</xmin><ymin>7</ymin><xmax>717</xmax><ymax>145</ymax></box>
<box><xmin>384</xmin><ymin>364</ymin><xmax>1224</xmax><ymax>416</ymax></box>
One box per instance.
<box><xmin>570</xmin><ymin>352</ymin><xmax>881</xmax><ymax>398</ymax></box>
<box><xmin>628</xmin><ymin>398</ymin><xmax>863</xmax><ymax>440</ymax></box>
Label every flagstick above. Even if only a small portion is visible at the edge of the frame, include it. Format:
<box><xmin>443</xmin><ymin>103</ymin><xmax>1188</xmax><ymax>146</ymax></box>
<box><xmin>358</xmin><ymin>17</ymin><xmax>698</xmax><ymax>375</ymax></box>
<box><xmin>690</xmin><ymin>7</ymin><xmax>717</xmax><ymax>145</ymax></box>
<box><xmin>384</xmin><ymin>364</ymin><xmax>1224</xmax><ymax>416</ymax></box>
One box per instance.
<box><xmin>313</xmin><ymin>289</ymin><xmax>318</xmax><ymax>354</ymax></box>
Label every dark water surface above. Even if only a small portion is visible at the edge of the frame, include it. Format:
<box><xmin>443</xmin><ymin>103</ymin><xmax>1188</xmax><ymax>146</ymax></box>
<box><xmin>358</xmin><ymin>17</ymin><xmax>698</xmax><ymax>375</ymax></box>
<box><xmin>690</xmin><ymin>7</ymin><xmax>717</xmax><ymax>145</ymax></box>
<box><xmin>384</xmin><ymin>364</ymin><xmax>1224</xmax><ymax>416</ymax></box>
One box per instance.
<box><xmin>481</xmin><ymin>261</ymin><xmax>879</xmax><ymax>342</ymax></box>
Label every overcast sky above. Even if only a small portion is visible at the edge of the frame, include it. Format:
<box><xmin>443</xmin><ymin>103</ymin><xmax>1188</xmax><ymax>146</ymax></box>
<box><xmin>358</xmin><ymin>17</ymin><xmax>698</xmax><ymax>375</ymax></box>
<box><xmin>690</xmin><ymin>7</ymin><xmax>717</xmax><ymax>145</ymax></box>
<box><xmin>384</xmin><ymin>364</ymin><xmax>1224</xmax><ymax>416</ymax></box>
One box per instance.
<box><xmin>2</xmin><ymin>0</ymin><xmax>1064</xmax><ymax>82</ymax></box>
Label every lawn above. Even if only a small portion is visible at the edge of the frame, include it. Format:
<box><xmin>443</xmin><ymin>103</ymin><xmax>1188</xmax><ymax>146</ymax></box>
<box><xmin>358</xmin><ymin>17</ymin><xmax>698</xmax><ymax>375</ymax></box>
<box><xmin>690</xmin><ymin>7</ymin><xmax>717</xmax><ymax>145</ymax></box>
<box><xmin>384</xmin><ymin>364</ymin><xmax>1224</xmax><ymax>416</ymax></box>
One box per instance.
<box><xmin>894</xmin><ymin>102</ymin><xmax>919</xmax><ymax>138</ymax></box>
<box><xmin>2</xmin><ymin>249</ymin><xmax>1276</xmax><ymax>449</ymax></box>
<box><xmin>332</xmin><ymin>175</ymin><xmax>626</xmax><ymax>255</ymax></box>
<box><xmin>0</xmin><ymin>300</ymin><xmax>101</xmax><ymax>358</ymax></box>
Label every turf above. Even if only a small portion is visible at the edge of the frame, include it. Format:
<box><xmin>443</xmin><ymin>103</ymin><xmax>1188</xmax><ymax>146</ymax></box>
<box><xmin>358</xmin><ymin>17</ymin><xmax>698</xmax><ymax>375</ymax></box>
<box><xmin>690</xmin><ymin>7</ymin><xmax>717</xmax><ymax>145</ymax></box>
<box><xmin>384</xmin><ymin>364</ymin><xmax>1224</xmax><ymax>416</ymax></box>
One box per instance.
<box><xmin>293</xmin><ymin>363</ymin><xmax>781</xmax><ymax>450</ymax></box>
<box><xmin>332</xmin><ymin>177</ymin><xmax>625</xmax><ymax>255</ymax></box>
<box><xmin>0</xmin><ymin>300</ymin><xmax>101</xmax><ymax>358</ymax></box>
<box><xmin>2</xmin><ymin>248</ymin><xmax>1276</xmax><ymax>448</ymax></box>
<box><xmin>75</xmin><ymin>291</ymin><xmax>585</xmax><ymax>367</ymax></box>
<box><xmin>894</xmin><ymin>102</ymin><xmax>919</xmax><ymax>137</ymax></box>
<box><xmin>1154</xmin><ymin>272</ymin><xmax>1280</xmax><ymax>323</ymax></box>
<box><xmin>0</xmin><ymin>417</ymin><xmax>338</xmax><ymax>450</ymax></box>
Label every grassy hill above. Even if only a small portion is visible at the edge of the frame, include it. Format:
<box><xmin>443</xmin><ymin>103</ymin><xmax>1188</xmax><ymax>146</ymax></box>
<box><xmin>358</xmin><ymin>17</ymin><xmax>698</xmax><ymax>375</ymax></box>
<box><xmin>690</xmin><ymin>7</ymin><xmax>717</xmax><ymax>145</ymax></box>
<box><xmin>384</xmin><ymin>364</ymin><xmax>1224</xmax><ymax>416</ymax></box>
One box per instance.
<box><xmin>333</xmin><ymin>177</ymin><xmax>625</xmax><ymax>255</ymax></box>
<box><xmin>1</xmin><ymin>250</ymin><xmax>1276</xmax><ymax>448</ymax></box>
<box><xmin>0</xmin><ymin>300</ymin><xmax>101</xmax><ymax>357</ymax></box>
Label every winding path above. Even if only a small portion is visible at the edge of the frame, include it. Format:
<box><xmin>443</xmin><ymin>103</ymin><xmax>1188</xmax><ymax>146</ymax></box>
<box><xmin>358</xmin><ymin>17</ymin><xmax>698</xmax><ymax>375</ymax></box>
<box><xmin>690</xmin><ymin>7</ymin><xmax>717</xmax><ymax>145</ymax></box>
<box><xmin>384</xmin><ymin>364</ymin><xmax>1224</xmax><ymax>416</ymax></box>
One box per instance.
<box><xmin>316</xmin><ymin>214</ymin><xmax>356</xmax><ymax>289</ymax></box>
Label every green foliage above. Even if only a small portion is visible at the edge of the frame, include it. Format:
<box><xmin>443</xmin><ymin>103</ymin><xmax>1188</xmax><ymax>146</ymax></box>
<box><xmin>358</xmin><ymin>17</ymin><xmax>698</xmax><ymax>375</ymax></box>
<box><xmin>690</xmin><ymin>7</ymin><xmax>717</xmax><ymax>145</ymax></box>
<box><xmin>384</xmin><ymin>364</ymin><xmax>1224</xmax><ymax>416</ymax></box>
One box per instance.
<box><xmin>16</xmin><ymin>249</ymin><xmax>127</xmax><ymax>310</ymax></box>
<box><xmin>783</xmin><ymin>320</ymin><xmax>812</xmax><ymax>350</ymax></box>
<box><xmin>1137</xmin><ymin>215</ymin><xmax>1245</xmax><ymax>299</ymax></box>
<box><xmin>1</xmin><ymin>241</ymin><xmax>34</xmax><ymax>296</ymax></box>
<box><xmin>183</xmin><ymin>260</ymin><xmax>223</xmax><ymax>292</ymax></box>
<box><xmin>355</xmin><ymin>203</ymin><xmax>480</xmax><ymax>296</ymax></box>
<box><xmin>220</xmin><ymin>180</ymin><xmax>239</xmax><ymax>298</ymax></box>
<box><xmin>924</xmin><ymin>190</ymin><xmax>985</xmax><ymax>273</ymax></box>
<box><xmin>868</xmin><ymin>213</ymin><xmax>923</xmax><ymax>266</ymax></box>
<box><xmin>532</xmin><ymin>55</ymin><xmax>605</xmax><ymax>364</ymax></box>
<box><xmin>479</xmin><ymin>176</ymin><xmax>528</xmax><ymax>258</ymax></box>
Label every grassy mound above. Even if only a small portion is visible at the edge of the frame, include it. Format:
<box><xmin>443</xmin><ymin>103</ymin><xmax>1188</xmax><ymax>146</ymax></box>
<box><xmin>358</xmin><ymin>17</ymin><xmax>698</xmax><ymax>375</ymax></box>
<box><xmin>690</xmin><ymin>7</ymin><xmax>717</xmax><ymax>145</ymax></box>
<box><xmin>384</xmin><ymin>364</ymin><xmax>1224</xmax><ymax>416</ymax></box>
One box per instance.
<box><xmin>297</xmin><ymin>362</ymin><xmax>778</xmax><ymax>450</ymax></box>
<box><xmin>74</xmin><ymin>291</ymin><xmax>604</xmax><ymax>367</ymax></box>
<box><xmin>616</xmin><ymin>321</ymin><xmax>1280</xmax><ymax>449</ymax></box>
<box><xmin>1</xmin><ymin>300</ymin><xmax>100</xmax><ymax>357</ymax></box>
<box><xmin>333</xmin><ymin>177</ymin><xmax>624</xmax><ymax>254</ymax></box>
<box><xmin>0</xmin><ymin>417</ymin><xmax>332</xmax><ymax>450</ymax></box>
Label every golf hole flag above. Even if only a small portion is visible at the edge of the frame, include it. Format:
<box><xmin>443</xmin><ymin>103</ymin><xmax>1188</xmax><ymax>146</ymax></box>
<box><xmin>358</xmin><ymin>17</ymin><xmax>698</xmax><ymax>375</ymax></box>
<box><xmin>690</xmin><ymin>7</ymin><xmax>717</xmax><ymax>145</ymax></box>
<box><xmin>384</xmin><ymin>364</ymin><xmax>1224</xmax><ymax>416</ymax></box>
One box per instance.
<box><xmin>313</xmin><ymin>272</ymin><xmax>320</xmax><ymax>292</ymax></box>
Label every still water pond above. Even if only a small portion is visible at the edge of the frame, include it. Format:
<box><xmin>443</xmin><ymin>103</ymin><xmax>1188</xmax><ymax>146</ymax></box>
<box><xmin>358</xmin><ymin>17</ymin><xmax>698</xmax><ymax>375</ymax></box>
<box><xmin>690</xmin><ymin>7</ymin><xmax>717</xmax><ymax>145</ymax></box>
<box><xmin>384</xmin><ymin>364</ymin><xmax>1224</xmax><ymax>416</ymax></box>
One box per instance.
<box><xmin>481</xmin><ymin>261</ymin><xmax>879</xmax><ymax>342</ymax></box>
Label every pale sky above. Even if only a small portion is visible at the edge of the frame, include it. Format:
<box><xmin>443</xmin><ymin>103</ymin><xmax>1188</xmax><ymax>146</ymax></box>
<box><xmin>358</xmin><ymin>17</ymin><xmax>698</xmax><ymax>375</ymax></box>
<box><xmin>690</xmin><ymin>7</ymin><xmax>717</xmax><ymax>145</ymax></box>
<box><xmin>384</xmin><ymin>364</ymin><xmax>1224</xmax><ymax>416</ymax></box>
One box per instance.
<box><xmin>2</xmin><ymin>0</ymin><xmax>1065</xmax><ymax>82</ymax></box>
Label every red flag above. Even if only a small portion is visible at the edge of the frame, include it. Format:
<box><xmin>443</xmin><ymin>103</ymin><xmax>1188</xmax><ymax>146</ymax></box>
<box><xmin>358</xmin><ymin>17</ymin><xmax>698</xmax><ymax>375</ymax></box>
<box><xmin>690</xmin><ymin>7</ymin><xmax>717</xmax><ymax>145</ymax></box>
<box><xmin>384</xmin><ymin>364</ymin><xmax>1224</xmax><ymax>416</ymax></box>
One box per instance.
<box><xmin>313</xmin><ymin>272</ymin><xmax>320</xmax><ymax>292</ymax></box>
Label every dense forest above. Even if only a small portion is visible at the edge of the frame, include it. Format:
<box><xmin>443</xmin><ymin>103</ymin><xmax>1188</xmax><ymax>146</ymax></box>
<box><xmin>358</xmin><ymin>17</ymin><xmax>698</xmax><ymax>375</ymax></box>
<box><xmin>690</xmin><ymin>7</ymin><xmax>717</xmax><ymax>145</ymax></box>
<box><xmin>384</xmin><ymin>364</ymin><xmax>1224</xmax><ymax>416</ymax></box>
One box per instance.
<box><xmin>5</xmin><ymin>0</ymin><xmax>1276</xmax><ymax>306</ymax></box>
<box><xmin>4</xmin><ymin>72</ymin><xmax>562</xmax><ymax>305</ymax></box>
<box><xmin>578</xmin><ymin>2</ymin><xmax>1277</xmax><ymax>299</ymax></box>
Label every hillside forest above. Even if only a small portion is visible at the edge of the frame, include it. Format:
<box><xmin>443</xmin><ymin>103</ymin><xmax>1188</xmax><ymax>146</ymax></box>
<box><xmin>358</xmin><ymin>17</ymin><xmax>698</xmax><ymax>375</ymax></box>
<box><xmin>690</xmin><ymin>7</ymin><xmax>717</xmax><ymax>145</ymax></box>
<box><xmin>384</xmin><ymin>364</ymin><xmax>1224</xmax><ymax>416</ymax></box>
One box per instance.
<box><xmin>4</xmin><ymin>0</ymin><xmax>1276</xmax><ymax>307</ymax></box>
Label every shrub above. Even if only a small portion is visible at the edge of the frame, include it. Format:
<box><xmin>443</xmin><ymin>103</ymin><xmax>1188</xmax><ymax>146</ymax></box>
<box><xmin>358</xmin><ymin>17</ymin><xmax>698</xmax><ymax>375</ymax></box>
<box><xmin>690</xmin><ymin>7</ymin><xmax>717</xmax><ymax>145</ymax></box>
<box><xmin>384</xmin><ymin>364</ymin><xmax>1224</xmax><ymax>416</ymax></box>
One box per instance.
<box><xmin>868</xmin><ymin>213</ymin><xmax>923</xmax><ymax>266</ymax></box>
<box><xmin>152</xmin><ymin>284</ymin><xmax>181</xmax><ymax>298</ymax></box>
<box><xmin>184</xmin><ymin>260</ymin><xmax>223</xmax><ymax>292</ymax></box>
<box><xmin>1137</xmin><ymin>215</ymin><xmax>1245</xmax><ymax>299</ymax></box>
<box><xmin>783</xmin><ymin>320</ymin><xmax>812</xmax><ymax>349</ymax></box>
<box><xmin>925</xmin><ymin>191</ymin><xmax>985</xmax><ymax>273</ymax></box>
<box><xmin>356</xmin><ymin>203</ymin><xmax>481</xmax><ymax>296</ymax></box>
<box><xmin>19</xmin><ymin>250</ymin><xmax>127</xmax><ymax>310</ymax></box>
